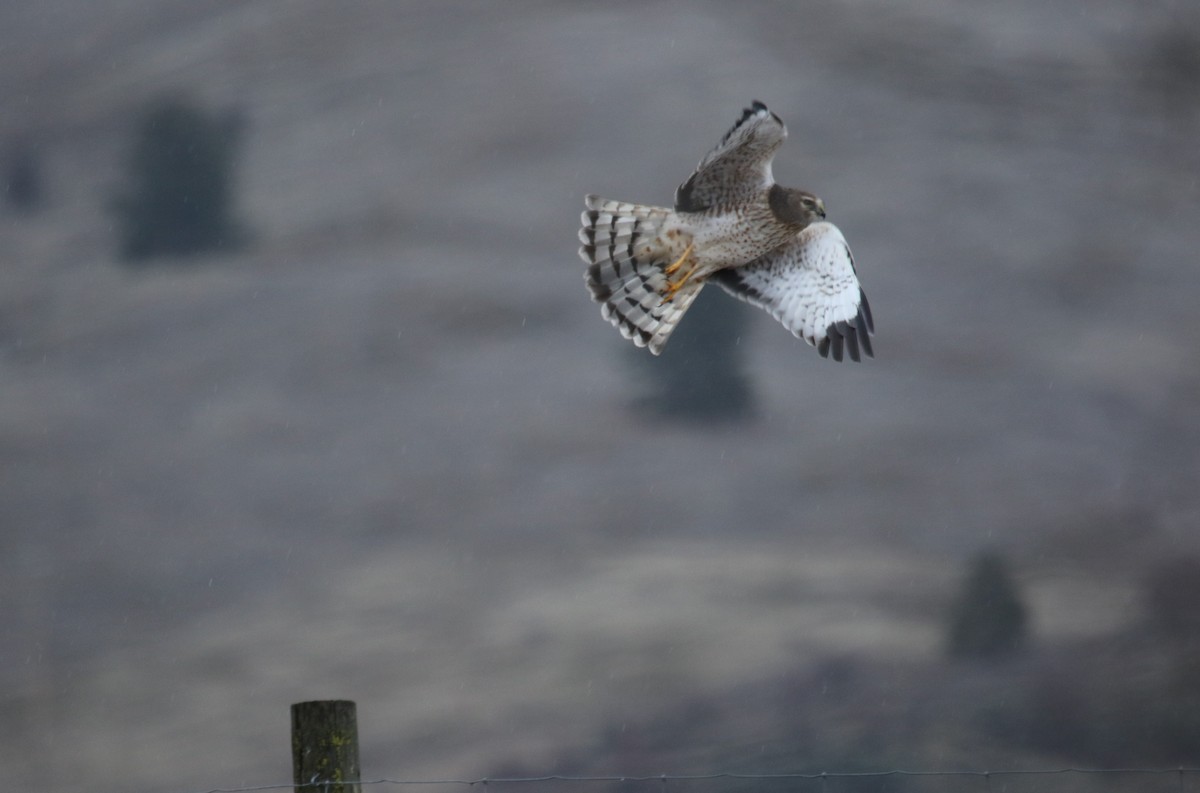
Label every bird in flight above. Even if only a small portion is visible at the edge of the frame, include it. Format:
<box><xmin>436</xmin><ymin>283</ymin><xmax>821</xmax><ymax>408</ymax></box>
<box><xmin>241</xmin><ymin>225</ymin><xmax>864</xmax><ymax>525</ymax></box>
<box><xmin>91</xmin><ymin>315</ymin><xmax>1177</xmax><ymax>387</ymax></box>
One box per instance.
<box><xmin>578</xmin><ymin>101</ymin><xmax>873</xmax><ymax>361</ymax></box>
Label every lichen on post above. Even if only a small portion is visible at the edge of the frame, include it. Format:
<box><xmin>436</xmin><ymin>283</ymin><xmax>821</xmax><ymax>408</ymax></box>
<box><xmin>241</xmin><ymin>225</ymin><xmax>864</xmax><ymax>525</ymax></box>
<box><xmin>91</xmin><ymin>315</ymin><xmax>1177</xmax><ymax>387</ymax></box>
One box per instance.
<box><xmin>291</xmin><ymin>700</ymin><xmax>361</xmax><ymax>793</ymax></box>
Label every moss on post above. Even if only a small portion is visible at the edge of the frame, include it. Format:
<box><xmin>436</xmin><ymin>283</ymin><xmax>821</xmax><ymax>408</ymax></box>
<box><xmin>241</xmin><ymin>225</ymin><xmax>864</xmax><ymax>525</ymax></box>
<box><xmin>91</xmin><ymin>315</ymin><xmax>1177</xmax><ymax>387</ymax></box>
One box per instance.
<box><xmin>291</xmin><ymin>700</ymin><xmax>361</xmax><ymax>793</ymax></box>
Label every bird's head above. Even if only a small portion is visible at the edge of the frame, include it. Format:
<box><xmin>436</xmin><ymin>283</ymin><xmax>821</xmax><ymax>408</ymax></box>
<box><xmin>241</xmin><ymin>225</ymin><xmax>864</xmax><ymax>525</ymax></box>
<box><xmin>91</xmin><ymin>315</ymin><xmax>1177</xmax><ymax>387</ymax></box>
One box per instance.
<box><xmin>769</xmin><ymin>185</ymin><xmax>826</xmax><ymax>226</ymax></box>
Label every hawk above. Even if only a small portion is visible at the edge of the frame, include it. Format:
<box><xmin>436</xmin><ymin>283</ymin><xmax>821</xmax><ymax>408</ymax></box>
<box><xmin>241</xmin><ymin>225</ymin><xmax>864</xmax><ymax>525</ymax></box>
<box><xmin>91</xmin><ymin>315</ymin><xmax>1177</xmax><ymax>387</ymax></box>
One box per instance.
<box><xmin>577</xmin><ymin>101</ymin><xmax>873</xmax><ymax>361</ymax></box>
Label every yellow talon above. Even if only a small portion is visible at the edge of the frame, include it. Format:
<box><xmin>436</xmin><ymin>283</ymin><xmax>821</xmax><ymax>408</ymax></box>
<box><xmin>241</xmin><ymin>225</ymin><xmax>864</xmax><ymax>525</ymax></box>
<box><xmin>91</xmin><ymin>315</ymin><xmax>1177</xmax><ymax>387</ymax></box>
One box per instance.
<box><xmin>663</xmin><ymin>242</ymin><xmax>694</xmax><ymax>276</ymax></box>
<box><xmin>660</xmin><ymin>242</ymin><xmax>698</xmax><ymax>304</ymax></box>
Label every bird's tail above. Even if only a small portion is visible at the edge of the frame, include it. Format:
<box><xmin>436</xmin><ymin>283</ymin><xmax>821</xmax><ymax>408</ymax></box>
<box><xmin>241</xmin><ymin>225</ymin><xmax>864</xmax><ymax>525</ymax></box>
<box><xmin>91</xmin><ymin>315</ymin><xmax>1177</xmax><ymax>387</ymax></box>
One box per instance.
<box><xmin>577</xmin><ymin>195</ymin><xmax>704</xmax><ymax>355</ymax></box>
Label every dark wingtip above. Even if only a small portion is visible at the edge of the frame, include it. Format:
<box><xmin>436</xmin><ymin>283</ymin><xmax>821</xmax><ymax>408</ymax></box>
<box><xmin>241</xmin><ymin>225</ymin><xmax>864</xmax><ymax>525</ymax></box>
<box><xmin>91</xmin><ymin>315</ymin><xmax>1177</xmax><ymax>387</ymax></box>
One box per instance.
<box><xmin>749</xmin><ymin>100</ymin><xmax>783</xmax><ymax>126</ymax></box>
<box><xmin>831</xmin><ymin>331</ymin><xmax>845</xmax><ymax>362</ymax></box>
<box><xmin>729</xmin><ymin>101</ymin><xmax>770</xmax><ymax>136</ymax></box>
<box><xmin>856</xmin><ymin>291</ymin><xmax>875</xmax><ymax>359</ymax></box>
<box><xmin>858</xmin><ymin>310</ymin><xmax>874</xmax><ymax>359</ymax></box>
<box><xmin>820</xmin><ymin>317</ymin><xmax>877</xmax><ymax>363</ymax></box>
<box><xmin>859</xmin><ymin>290</ymin><xmax>874</xmax><ymax>333</ymax></box>
<box><xmin>845</xmin><ymin>323</ymin><xmax>861</xmax><ymax>363</ymax></box>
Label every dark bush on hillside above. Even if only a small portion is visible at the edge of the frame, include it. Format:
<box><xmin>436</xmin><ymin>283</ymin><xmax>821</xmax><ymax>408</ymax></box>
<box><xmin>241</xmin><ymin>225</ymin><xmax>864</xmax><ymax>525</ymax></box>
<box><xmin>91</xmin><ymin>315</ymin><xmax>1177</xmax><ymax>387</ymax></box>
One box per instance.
<box><xmin>629</xmin><ymin>289</ymin><xmax>754</xmax><ymax>423</ymax></box>
<box><xmin>1144</xmin><ymin>555</ymin><xmax>1200</xmax><ymax>643</ymax></box>
<box><xmin>1140</xmin><ymin>21</ymin><xmax>1200</xmax><ymax>133</ymax></box>
<box><xmin>946</xmin><ymin>550</ymin><xmax>1028</xmax><ymax>658</ymax></box>
<box><xmin>112</xmin><ymin>95</ymin><xmax>247</xmax><ymax>261</ymax></box>
<box><xmin>4</xmin><ymin>138</ymin><xmax>43</xmax><ymax>212</ymax></box>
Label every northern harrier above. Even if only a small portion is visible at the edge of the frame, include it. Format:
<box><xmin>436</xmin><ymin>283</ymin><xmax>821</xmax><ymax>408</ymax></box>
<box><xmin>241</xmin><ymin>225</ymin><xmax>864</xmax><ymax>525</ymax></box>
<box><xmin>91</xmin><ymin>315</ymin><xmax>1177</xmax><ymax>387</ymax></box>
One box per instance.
<box><xmin>578</xmin><ymin>101</ymin><xmax>873</xmax><ymax>360</ymax></box>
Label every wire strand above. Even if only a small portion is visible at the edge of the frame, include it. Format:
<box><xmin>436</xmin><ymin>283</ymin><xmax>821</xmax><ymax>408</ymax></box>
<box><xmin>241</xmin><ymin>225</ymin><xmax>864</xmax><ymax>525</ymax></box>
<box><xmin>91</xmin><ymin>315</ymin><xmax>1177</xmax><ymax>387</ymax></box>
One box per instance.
<box><xmin>185</xmin><ymin>767</ymin><xmax>1200</xmax><ymax>793</ymax></box>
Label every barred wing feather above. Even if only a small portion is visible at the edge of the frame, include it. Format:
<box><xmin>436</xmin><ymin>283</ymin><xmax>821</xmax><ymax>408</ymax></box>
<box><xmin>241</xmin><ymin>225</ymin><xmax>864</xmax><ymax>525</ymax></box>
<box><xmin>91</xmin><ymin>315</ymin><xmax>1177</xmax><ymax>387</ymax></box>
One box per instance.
<box><xmin>674</xmin><ymin>101</ymin><xmax>786</xmax><ymax>213</ymax></box>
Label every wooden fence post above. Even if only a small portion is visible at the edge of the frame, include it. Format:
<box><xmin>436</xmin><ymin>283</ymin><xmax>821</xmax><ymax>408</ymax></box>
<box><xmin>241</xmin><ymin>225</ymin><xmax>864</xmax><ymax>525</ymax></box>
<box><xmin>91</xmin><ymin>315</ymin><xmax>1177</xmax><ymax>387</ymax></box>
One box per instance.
<box><xmin>291</xmin><ymin>700</ymin><xmax>361</xmax><ymax>793</ymax></box>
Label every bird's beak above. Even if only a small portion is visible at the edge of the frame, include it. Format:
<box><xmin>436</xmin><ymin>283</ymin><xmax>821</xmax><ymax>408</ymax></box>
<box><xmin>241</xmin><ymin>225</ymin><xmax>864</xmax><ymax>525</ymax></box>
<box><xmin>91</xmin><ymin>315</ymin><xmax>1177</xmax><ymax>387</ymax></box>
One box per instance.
<box><xmin>816</xmin><ymin>199</ymin><xmax>827</xmax><ymax>218</ymax></box>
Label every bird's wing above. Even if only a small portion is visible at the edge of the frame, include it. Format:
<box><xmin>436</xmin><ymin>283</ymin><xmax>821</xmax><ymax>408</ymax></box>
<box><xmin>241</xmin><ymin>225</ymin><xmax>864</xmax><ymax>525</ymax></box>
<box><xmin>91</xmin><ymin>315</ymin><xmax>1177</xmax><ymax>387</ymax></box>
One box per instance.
<box><xmin>710</xmin><ymin>221</ymin><xmax>873</xmax><ymax>362</ymax></box>
<box><xmin>674</xmin><ymin>101</ymin><xmax>786</xmax><ymax>213</ymax></box>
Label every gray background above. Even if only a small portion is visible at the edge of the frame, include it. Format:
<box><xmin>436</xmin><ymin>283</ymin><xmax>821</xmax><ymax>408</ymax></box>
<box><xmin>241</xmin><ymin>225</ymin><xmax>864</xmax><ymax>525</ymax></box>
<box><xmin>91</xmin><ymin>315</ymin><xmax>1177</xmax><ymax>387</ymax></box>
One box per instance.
<box><xmin>2</xmin><ymin>2</ymin><xmax>1198</xmax><ymax>790</ymax></box>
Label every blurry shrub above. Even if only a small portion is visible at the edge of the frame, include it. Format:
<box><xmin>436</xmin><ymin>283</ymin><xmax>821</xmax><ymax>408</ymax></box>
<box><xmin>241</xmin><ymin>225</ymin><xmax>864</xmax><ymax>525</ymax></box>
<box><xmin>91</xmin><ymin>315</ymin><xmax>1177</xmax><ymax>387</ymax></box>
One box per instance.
<box><xmin>1143</xmin><ymin>555</ymin><xmax>1200</xmax><ymax>759</ymax></box>
<box><xmin>3</xmin><ymin>138</ymin><xmax>42</xmax><ymax>212</ymax></box>
<box><xmin>1141</xmin><ymin>22</ymin><xmax>1200</xmax><ymax>131</ymax></box>
<box><xmin>1144</xmin><ymin>555</ymin><xmax>1200</xmax><ymax>644</ymax></box>
<box><xmin>946</xmin><ymin>550</ymin><xmax>1028</xmax><ymax>658</ymax></box>
<box><xmin>1157</xmin><ymin>653</ymin><xmax>1200</xmax><ymax>760</ymax></box>
<box><xmin>988</xmin><ymin>556</ymin><xmax>1200</xmax><ymax>765</ymax></box>
<box><xmin>629</xmin><ymin>288</ymin><xmax>754</xmax><ymax>423</ymax></box>
<box><xmin>1012</xmin><ymin>651</ymin><xmax>1200</xmax><ymax>766</ymax></box>
<box><xmin>112</xmin><ymin>94</ymin><xmax>247</xmax><ymax>261</ymax></box>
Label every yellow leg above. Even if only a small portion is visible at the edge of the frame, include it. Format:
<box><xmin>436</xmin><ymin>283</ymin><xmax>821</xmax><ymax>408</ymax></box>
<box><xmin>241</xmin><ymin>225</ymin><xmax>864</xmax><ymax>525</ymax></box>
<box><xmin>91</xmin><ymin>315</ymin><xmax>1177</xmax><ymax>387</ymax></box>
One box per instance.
<box><xmin>660</xmin><ymin>242</ymin><xmax>699</xmax><ymax>304</ymax></box>
<box><xmin>663</xmin><ymin>241</ymin><xmax>694</xmax><ymax>276</ymax></box>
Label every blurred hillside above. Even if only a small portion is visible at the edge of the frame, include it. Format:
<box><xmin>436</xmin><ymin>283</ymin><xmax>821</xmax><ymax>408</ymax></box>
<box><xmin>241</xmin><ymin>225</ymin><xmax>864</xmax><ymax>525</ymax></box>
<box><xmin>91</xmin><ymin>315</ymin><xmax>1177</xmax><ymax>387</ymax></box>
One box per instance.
<box><xmin>1</xmin><ymin>2</ymin><xmax>1199</xmax><ymax>791</ymax></box>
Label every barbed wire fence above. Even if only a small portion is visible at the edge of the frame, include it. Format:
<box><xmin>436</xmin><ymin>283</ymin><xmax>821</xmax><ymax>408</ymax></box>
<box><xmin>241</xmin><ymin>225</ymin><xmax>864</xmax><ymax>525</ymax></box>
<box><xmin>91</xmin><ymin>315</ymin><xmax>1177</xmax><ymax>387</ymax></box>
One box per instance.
<box><xmin>208</xmin><ymin>701</ymin><xmax>1198</xmax><ymax>793</ymax></box>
